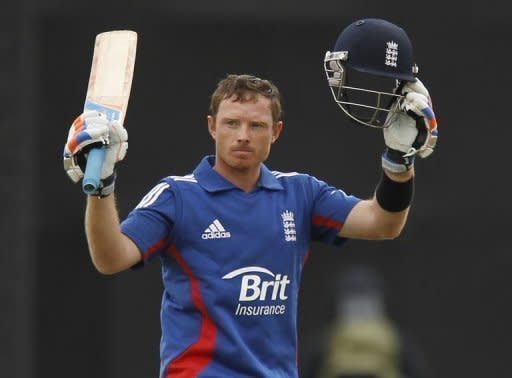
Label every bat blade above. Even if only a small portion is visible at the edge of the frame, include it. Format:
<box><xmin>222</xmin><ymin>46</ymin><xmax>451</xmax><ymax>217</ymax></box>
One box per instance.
<box><xmin>82</xmin><ymin>30</ymin><xmax>137</xmax><ymax>194</ymax></box>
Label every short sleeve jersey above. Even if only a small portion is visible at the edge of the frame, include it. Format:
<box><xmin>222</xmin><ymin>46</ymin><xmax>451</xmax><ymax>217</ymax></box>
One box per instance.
<box><xmin>120</xmin><ymin>156</ymin><xmax>361</xmax><ymax>378</ymax></box>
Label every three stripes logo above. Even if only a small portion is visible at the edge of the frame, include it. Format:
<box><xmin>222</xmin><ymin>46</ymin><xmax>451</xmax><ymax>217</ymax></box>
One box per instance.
<box><xmin>136</xmin><ymin>182</ymin><xmax>170</xmax><ymax>209</ymax></box>
<box><xmin>136</xmin><ymin>175</ymin><xmax>198</xmax><ymax>209</ymax></box>
<box><xmin>202</xmin><ymin>219</ymin><xmax>231</xmax><ymax>240</ymax></box>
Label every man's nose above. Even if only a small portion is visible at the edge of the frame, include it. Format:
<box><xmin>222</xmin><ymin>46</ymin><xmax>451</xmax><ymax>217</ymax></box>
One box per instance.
<box><xmin>236</xmin><ymin>124</ymin><xmax>250</xmax><ymax>142</ymax></box>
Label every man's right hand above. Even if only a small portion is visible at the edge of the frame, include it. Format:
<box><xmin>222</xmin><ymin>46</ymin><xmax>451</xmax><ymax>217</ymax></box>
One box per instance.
<box><xmin>63</xmin><ymin>110</ymin><xmax>128</xmax><ymax>196</ymax></box>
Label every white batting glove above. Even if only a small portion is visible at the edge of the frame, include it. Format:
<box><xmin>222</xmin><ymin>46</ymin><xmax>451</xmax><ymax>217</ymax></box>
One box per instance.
<box><xmin>382</xmin><ymin>78</ymin><xmax>438</xmax><ymax>173</ymax></box>
<box><xmin>63</xmin><ymin>110</ymin><xmax>128</xmax><ymax>195</ymax></box>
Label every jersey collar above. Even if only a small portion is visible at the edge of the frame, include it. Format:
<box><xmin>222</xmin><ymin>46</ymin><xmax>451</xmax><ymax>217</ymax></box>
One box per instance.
<box><xmin>194</xmin><ymin>155</ymin><xmax>284</xmax><ymax>192</ymax></box>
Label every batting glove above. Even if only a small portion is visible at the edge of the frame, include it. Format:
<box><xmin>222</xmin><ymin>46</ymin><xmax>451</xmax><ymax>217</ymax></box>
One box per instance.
<box><xmin>63</xmin><ymin>110</ymin><xmax>128</xmax><ymax>196</ymax></box>
<box><xmin>382</xmin><ymin>78</ymin><xmax>438</xmax><ymax>173</ymax></box>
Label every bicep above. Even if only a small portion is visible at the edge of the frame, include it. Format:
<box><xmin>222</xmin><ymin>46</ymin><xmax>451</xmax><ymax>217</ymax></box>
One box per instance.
<box><xmin>120</xmin><ymin>233</ymin><xmax>144</xmax><ymax>268</ymax></box>
<box><xmin>339</xmin><ymin>198</ymin><xmax>407</xmax><ymax>240</ymax></box>
<box><xmin>338</xmin><ymin>200</ymin><xmax>377</xmax><ymax>239</ymax></box>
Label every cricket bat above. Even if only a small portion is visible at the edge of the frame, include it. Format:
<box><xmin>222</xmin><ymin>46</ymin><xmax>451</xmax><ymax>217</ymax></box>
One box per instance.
<box><xmin>82</xmin><ymin>30</ymin><xmax>137</xmax><ymax>194</ymax></box>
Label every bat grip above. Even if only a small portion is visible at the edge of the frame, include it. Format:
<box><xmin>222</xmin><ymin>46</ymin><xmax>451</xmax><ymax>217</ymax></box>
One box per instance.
<box><xmin>82</xmin><ymin>147</ymin><xmax>106</xmax><ymax>195</ymax></box>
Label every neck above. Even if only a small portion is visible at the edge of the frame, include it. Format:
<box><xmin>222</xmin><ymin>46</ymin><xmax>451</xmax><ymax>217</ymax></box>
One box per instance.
<box><xmin>213</xmin><ymin>158</ymin><xmax>260</xmax><ymax>192</ymax></box>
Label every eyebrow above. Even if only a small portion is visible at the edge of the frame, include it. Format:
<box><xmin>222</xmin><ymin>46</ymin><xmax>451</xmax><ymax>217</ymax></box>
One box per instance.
<box><xmin>220</xmin><ymin>115</ymin><xmax>270</xmax><ymax>125</ymax></box>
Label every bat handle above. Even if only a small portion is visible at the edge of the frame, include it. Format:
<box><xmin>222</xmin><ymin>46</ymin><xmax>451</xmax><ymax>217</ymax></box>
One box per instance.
<box><xmin>82</xmin><ymin>147</ymin><xmax>106</xmax><ymax>195</ymax></box>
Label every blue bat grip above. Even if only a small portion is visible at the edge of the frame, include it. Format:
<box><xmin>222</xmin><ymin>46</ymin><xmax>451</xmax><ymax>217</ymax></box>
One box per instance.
<box><xmin>82</xmin><ymin>147</ymin><xmax>106</xmax><ymax>194</ymax></box>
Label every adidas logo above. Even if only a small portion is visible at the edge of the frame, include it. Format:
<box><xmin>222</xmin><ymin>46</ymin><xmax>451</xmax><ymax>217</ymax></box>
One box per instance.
<box><xmin>202</xmin><ymin>219</ymin><xmax>231</xmax><ymax>240</ymax></box>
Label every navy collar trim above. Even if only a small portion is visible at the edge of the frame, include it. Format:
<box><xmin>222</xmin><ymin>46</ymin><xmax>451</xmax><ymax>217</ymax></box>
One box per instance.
<box><xmin>193</xmin><ymin>156</ymin><xmax>283</xmax><ymax>192</ymax></box>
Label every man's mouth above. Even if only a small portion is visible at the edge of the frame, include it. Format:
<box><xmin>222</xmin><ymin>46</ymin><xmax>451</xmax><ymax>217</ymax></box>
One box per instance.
<box><xmin>232</xmin><ymin>147</ymin><xmax>253</xmax><ymax>153</ymax></box>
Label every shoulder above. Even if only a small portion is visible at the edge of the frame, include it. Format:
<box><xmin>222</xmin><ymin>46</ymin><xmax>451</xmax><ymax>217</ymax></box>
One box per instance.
<box><xmin>270</xmin><ymin>171</ymin><xmax>327</xmax><ymax>201</ymax></box>
<box><xmin>271</xmin><ymin>170</ymin><xmax>307</xmax><ymax>182</ymax></box>
<box><xmin>271</xmin><ymin>170</ymin><xmax>324</xmax><ymax>187</ymax></box>
<box><xmin>135</xmin><ymin>179</ymin><xmax>174</xmax><ymax>209</ymax></box>
<box><xmin>164</xmin><ymin>173</ymin><xmax>200</xmax><ymax>187</ymax></box>
<box><xmin>271</xmin><ymin>170</ymin><xmax>351</xmax><ymax>202</ymax></box>
<box><xmin>135</xmin><ymin>173</ymin><xmax>197</xmax><ymax>209</ymax></box>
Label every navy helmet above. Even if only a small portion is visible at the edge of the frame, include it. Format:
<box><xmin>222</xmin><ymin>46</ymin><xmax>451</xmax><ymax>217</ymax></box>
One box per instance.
<box><xmin>324</xmin><ymin>18</ymin><xmax>418</xmax><ymax>128</ymax></box>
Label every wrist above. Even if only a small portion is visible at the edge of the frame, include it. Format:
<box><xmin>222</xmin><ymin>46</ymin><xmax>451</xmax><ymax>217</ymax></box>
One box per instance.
<box><xmin>383</xmin><ymin>167</ymin><xmax>414</xmax><ymax>182</ymax></box>
<box><xmin>375</xmin><ymin>171</ymin><xmax>414</xmax><ymax>212</ymax></box>
<box><xmin>87</xmin><ymin>172</ymin><xmax>116</xmax><ymax>198</ymax></box>
<box><xmin>381</xmin><ymin>148</ymin><xmax>415</xmax><ymax>173</ymax></box>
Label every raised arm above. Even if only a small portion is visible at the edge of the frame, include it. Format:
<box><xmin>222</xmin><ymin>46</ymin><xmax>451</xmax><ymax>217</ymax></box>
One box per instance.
<box><xmin>340</xmin><ymin>169</ymin><xmax>413</xmax><ymax>240</ymax></box>
<box><xmin>85</xmin><ymin>195</ymin><xmax>141</xmax><ymax>274</ymax></box>
<box><xmin>64</xmin><ymin>112</ymin><xmax>141</xmax><ymax>274</ymax></box>
<box><xmin>340</xmin><ymin>79</ymin><xmax>437</xmax><ymax>240</ymax></box>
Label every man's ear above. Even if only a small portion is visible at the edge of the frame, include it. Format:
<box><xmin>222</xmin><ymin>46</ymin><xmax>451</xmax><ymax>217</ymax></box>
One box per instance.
<box><xmin>271</xmin><ymin>121</ymin><xmax>283</xmax><ymax>144</ymax></box>
<box><xmin>208</xmin><ymin>115</ymin><xmax>216</xmax><ymax>140</ymax></box>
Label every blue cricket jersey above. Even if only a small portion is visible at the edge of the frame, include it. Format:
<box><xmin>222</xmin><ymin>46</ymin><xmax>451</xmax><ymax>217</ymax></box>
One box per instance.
<box><xmin>120</xmin><ymin>156</ymin><xmax>361</xmax><ymax>377</ymax></box>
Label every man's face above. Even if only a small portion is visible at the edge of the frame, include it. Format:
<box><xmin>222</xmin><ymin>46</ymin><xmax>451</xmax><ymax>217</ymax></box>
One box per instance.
<box><xmin>208</xmin><ymin>95</ymin><xmax>282</xmax><ymax>172</ymax></box>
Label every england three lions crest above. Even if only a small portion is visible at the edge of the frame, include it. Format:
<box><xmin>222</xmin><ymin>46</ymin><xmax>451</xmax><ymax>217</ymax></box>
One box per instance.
<box><xmin>385</xmin><ymin>40</ymin><xmax>398</xmax><ymax>68</ymax></box>
<box><xmin>281</xmin><ymin>210</ymin><xmax>296</xmax><ymax>242</ymax></box>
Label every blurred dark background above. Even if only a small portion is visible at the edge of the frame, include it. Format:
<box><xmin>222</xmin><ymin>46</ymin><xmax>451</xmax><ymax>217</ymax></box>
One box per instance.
<box><xmin>3</xmin><ymin>0</ymin><xmax>510</xmax><ymax>377</ymax></box>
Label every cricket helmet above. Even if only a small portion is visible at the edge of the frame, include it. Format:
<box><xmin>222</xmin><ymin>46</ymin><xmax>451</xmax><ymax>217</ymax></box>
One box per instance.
<box><xmin>324</xmin><ymin>18</ymin><xmax>419</xmax><ymax>128</ymax></box>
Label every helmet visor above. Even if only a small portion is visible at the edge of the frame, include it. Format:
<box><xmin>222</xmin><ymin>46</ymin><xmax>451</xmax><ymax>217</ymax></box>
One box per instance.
<box><xmin>325</xmin><ymin>51</ymin><xmax>404</xmax><ymax>128</ymax></box>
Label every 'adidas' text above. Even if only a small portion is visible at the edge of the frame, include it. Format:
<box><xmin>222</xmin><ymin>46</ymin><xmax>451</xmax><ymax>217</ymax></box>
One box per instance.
<box><xmin>202</xmin><ymin>219</ymin><xmax>231</xmax><ymax>239</ymax></box>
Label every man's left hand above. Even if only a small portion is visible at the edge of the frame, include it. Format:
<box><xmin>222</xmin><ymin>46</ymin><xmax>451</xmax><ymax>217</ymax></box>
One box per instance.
<box><xmin>382</xmin><ymin>78</ymin><xmax>438</xmax><ymax>173</ymax></box>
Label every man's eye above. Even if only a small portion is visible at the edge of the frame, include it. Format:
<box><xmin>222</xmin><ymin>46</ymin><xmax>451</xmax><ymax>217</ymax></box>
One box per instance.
<box><xmin>226</xmin><ymin>120</ymin><xmax>237</xmax><ymax>126</ymax></box>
